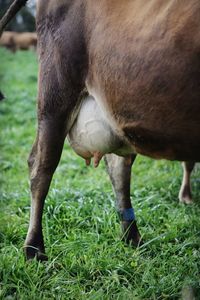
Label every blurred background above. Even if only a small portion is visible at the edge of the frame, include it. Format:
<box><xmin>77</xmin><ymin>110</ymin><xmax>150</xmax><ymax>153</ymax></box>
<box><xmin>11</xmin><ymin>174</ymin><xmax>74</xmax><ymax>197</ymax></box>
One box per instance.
<box><xmin>0</xmin><ymin>0</ymin><xmax>36</xmax><ymax>32</ymax></box>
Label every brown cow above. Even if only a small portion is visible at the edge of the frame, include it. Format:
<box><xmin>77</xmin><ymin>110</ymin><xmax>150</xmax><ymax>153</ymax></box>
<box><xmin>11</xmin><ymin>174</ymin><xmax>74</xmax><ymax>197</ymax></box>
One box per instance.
<box><xmin>0</xmin><ymin>31</ymin><xmax>15</xmax><ymax>51</ymax></box>
<box><xmin>24</xmin><ymin>0</ymin><xmax>200</xmax><ymax>260</ymax></box>
<box><xmin>0</xmin><ymin>31</ymin><xmax>37</xmax><ymax>52</ymax></box>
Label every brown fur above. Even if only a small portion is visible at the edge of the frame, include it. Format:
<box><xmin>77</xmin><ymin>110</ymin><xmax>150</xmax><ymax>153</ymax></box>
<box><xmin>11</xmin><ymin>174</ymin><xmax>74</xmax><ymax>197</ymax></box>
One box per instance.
<box><xmin>24</xmin><ymin>0</ymin><xmax>200</xmax><ymax>260</ymax></box>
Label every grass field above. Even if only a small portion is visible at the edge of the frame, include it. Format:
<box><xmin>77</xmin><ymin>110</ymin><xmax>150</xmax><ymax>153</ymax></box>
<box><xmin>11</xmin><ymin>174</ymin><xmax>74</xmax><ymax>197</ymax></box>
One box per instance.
<box><xmin>0</xmin><ymin>48</ymin><xmax>200</xmax><ymax>299</ymax></box>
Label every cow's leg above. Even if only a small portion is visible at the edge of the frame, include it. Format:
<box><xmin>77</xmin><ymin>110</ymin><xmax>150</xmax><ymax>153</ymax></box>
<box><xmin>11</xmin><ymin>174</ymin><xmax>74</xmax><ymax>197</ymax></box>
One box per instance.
<box><xmin>24</xmin><ymin>116</ymin><xmax>66</xmax><ymax>260</ymax></box>
<box><xmin>23</xmin><ymin>3</ymin><xmax>88</xmax><ymax>259</ymax></box>
<box><xmin>25</xmin><ymin>98</ymin><xmax>83</xmax><ymax>260</ymax></box>
<box><xmin>104</xmin><ymin>154</ymin><xmax>142</xmax><ymax>246</ymax></box>
<box><xmin>24</xmin><ymin>65</ymin><xmax>85</xmax><ymax>260</ymax></box>
<box><xmin>179</xmin><ymin>161</ymin><xmax>195</xmax><ymax>204</ymax></box>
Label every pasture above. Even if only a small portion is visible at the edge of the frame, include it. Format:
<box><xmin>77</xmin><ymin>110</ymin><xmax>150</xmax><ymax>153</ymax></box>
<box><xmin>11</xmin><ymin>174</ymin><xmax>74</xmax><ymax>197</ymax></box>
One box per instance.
<box><xmin>0</xmin><ymin>48</ymin><xmax>200</xmax><ymax>299</ymax></box>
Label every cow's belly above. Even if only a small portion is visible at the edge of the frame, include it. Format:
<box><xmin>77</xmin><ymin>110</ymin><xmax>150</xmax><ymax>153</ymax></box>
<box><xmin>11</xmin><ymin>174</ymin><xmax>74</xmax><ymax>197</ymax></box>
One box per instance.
<box><xmin>67</xmin><ymin>96</ymin><xmax>133</xmax><ymax>166</ymax></box>
<box><xmin>85</xmin><ymin>83</ymin><xmax>200</xmax><ymax>162</ymax></box>
<box><xmin>68</xmin><ymin>92</ymin><xmax>200</xmax><ymax>163</ymax></box>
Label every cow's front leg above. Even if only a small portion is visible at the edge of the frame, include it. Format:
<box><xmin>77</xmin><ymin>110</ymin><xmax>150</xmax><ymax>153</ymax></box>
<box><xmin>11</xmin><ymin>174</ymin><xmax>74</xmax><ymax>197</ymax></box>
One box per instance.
<box><xmin>179</xmin><ymin>161</ymin><xmax>195</xmax><ymax>204</ymax></box>
<box><xmin>104</xmin><ymin>154</ymin><xmax>142</xmax><ymax>246</ymax></box>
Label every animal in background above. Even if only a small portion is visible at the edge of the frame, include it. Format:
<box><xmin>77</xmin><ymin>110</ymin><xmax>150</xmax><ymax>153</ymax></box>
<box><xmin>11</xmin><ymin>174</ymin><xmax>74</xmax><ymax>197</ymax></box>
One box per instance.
<box><xmin>0</xmin><ymin>31</ymin><xmax>37</xmax><ymax>52</ymax></box>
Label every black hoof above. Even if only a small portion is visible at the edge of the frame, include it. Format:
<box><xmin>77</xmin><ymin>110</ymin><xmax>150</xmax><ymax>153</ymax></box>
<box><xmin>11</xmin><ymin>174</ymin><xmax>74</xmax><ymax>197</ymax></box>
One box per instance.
<box><xmin>24</xmin><ymin>245</ymin><xmax>48</xmax><ymax>261</ymax></box>
<box><xmin>121</xmin><ymin>220</ymin><xmax>143</xmax><ymax>247</ymax></box>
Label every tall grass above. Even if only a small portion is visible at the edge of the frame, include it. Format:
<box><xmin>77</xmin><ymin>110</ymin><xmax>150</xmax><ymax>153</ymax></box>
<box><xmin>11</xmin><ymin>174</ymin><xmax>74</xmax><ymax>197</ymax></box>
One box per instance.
<box><xmin>0</xmin><ymin>48</ymin><xmax>200</xmax><ymax>299</ymax></box>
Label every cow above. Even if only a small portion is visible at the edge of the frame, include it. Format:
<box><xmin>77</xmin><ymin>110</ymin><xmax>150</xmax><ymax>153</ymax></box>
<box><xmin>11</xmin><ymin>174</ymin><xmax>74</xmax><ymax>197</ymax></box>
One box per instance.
<box><xmin>24</xmin><ymin>0</ymin><xmax>200</xmax><ymax>260</ymax></box>
<box><xmin>0</xmin><ymin>31</ymin><xmax>15</xmax><ymax>51</ymax></box>
<box><xmin>13</xmin><ymin>32</ymin><xmax>37</xmax><ymax>51</ymax></box>
<box><xmin>0</xmin><ymin>31</ymin><xmax>37</xmax><ymax>52</ymax></box>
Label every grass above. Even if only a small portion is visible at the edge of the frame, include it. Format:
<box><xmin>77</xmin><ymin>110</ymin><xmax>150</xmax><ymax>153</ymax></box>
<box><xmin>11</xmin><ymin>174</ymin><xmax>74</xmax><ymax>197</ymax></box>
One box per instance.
<box><xmin>0</xmin><ymin>48</ymin><xmax>200</xmax><ymax>299</ymax></box>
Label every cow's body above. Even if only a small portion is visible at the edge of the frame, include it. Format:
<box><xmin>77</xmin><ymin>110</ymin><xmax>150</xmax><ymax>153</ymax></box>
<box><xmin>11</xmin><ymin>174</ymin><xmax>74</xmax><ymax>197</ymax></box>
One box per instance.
<box><xmin>24</xmin><ymin>0</ymin><xmax>200</xmax><ymax>260</ymax></box>
<box><xmin>85</xmin><ymin>0</ymin><xmax>200</xmax><ymax>162</ymax></box>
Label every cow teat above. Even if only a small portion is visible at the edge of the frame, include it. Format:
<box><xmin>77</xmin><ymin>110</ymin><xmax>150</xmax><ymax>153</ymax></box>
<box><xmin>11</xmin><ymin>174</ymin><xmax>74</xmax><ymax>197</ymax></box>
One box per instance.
<box><xmin>67</xmin><ymin>96</ymin><xmax>133</xmax><ymax>166</ymax></box>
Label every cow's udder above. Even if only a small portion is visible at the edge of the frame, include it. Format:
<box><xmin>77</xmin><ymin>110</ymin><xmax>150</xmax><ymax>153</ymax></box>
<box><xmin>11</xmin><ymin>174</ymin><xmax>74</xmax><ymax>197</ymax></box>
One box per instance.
<box><xmin>67</xmin><ymin>95</ymin><xmax>132</xmax><ymax>166</ymax></box>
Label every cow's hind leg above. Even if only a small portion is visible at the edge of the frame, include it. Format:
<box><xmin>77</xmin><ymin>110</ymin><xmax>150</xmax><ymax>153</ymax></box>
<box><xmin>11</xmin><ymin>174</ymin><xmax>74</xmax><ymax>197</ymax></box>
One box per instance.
<box><xmin>24</xmin><ymin>62</ymin><xmax>85</xmax><ymax>260</ymax></box>
<box><xmin>179</xmin><ymin>161</ymin><xmax>195</xmax><ymax>204</ymax></box>
<box><xmin>24</xmin><ymin>115</ymin><xmax>67</xmax><ymax>260</ymax></box>
<box><xmin>24</xmin><ymin>4</ymin><xmax>88</xmax><ymax>259</ymax></box>
<box><xmin>104</xmin><ymin>154</ymin><xmax>142</xmax><ymax>246</ymax></box>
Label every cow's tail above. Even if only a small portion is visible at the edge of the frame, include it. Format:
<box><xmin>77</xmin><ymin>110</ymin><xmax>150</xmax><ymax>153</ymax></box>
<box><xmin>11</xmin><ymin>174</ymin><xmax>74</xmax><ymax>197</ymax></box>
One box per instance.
<box><xmin>0</xmin><ymin>0</ymin><xmax>28</xmax><ymax>37</ymax></box>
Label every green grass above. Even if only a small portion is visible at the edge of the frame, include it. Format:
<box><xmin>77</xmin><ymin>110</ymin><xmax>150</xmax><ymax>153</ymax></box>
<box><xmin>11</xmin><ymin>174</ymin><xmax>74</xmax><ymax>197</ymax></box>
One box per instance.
<box><xmin>0</xmin><ymin>48</ymin><xmax>200</xmax><ymax>299</ymax></box>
